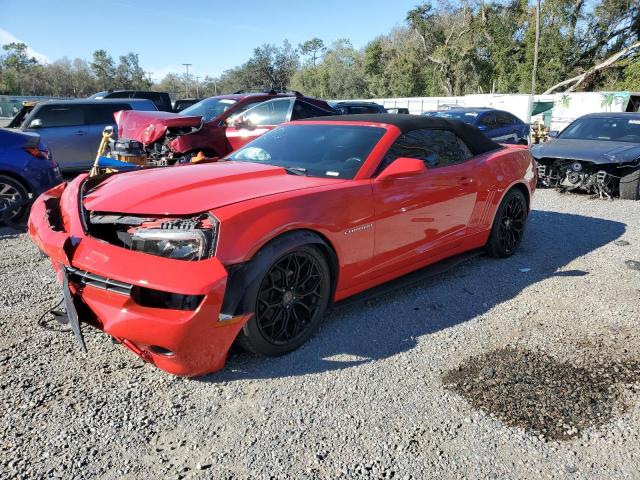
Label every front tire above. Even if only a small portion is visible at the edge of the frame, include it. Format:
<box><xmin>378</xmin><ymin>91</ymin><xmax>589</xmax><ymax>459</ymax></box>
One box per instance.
<box><xmin>486</xmin><ymin>188</ymin><xmax>528</xmax><ymax>258</ymax></box>
<box><xmin>619</xmin><ymin>169</ymin><xmax>640</xmax><ymax>200</ymax></box>
<box><xmin>237</xmin><ymin>245</ymin><xmax>331</xmax><ymax>356</ymax></box>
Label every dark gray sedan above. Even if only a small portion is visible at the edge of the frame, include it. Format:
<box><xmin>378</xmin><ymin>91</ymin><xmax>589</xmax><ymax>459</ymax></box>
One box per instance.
<box><xmin>532</xmin><ymin>113</ymin><xmax>640</xmax><ymax>200</ymax></box>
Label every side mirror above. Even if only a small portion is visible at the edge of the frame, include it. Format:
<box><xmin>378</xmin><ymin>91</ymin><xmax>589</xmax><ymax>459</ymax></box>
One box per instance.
<box><xmin>29</xmin><ymin>118</ymin><xmax>42</xmax><ymax>129</ymax></box>
<box><xmin>548</xmin><ymin>130</ymin><xmax>559</xmax><ymax>138</ymax></box>
<box><xmin>376</xmin><ymin>157</ymin><xmax>427</xmax><ymax>182</ymax></box>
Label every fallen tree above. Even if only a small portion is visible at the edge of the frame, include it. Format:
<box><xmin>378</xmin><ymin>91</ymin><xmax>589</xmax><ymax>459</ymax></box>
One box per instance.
<box><xmin>543</xmin><ymin>40</ymin><xmax>640</xmax><ymax>94</ymax></box>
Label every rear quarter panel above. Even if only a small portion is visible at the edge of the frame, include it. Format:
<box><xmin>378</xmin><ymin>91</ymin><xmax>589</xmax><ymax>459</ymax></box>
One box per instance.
<box><xmin>466</xmin><ymin>145</ymin><xmax>535</xmax><ymax>244</ymax></box>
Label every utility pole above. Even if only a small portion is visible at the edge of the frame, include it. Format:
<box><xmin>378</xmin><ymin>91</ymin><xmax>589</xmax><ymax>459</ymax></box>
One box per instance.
<box><xmin>531</xmin><ymin>0</ymin><xmax>541</xmax><ymax>95</ymax></box>
<box><xmin>182</xmin><ymin>63</ymin><xmax>192</xmax><ymax>98</ymax></box>
<box><xmin>195</xmin><ymin>76</ymin><xmax>200</xmax><ymax>98</ymax></box>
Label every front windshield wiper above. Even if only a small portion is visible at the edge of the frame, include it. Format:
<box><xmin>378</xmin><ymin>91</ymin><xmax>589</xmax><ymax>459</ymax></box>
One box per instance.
<box><xmin>282</xmin><ymin>166</ymin><xmax>308</xmax><ymax>176</ymax></box>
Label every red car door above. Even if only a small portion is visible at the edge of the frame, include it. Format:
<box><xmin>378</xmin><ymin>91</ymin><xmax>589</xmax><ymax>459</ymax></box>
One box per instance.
<box><xmin>224</xmin><ymin>98</ymin><xmax>294</xmax><ymax>151</ymax></box>
<box><xmin>371</xmin><ymin>129</ymin><xmax>478</xmax><ymax>275</ymax></box>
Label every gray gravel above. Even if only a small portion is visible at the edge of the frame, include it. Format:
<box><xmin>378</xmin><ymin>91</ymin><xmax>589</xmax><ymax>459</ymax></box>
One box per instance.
<box><xmin>1</xmin><ymin>189</ymin><xmax>639</xmax><ymax>479</ymax></box>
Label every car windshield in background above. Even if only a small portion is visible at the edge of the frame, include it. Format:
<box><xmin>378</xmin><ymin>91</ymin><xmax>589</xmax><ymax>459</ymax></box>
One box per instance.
<box><xmin>423</xmin><ymin>110</ymin><xmax>478</xmax><ymax>124</ymax></box>
<box><xmin>559</xmin><ymin>117</ymin><xmax>640</xmax><ymax>143</ymax></box>
<box><xmin>227</xmin><ymin>124</ymin><xmax>386</xmax><ymax>179</ymax></box>
<box><xmin>180</xmin><ymin>98</ymin><xmax>237</xmax><ymax>122</ymax></box>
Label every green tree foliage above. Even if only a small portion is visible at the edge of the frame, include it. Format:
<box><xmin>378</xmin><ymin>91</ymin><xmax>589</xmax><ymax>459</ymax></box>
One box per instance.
<box><xmin>1</xmin><ymin>1</ymin><xmax>638</xmax><ymax>99</ymax></box>
<box><xmin>90</xmin><ymin>49</ymin><xmax>116</xmax><ymax>90</ymax></box>
<box><xmin>299</xmin><ymin>38</ymin><xmax>326</xmax><ymax>67</ymax></box>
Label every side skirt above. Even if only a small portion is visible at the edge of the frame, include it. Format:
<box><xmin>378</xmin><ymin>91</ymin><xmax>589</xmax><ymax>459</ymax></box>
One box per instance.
<box><xmin>332</xmin><ymin>248</ymin><xmax>484</xmax><ymax>310</ymax></box>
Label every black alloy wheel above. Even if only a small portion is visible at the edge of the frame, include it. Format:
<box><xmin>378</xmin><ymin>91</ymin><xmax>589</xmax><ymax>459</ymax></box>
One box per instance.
<box><xmin>237</xmin><ymin>245</ymin><xmax>331</xmax><ymax>356</ymax></box>
<box><xmin>487</xmin><ymin>189</ymin><xmax>528</xmax><ymax>258</ymax></box>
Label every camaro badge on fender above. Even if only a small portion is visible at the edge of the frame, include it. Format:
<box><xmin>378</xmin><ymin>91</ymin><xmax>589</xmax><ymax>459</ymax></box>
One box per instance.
<box><xmin>344</xmin><ymin>223</ymin><xmax>373</xmax><ymax>236</ymax></box>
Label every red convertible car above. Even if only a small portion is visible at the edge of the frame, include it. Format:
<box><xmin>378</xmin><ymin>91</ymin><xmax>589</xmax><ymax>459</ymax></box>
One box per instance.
<box><xmin>29</xmin><ymin>115</ymin><xmax>536</xmax><ymax>376</ymax></box>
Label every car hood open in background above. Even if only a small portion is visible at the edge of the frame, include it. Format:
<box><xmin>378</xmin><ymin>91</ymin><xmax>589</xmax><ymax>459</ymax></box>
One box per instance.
<box><xmin>116</xmin><ymin>110</ymin><xmax>203</xmax><ymax>145</ymax></box>
<box><xmin>82</xmin><ymin>162</ymin><xmax>344</xmax><ymax>215</ymax></box>
<box><xmin>532</xmin><ymin>139</ymin><xmax>640</xmax><ymax>164</ymax></box>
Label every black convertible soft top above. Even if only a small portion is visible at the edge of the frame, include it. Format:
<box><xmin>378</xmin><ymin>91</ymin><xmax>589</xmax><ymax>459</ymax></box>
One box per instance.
<box><xmin>301</xmin><ymin>113</ymin><xmax>502</xmax><ymax>155</ymax></box>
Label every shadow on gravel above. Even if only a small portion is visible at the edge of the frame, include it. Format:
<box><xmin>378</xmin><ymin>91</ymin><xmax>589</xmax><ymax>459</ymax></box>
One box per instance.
<box><xmin>0</xmin><ymin>225</ymin><xmax>27</xmax><ymax>239</ymax></box>
<box><xmin>206</xmin><ymin>210</ymin><xmax>626</xmax><ymax>383</ymax></box>
<box><xmin>442</xmin><ymin>347</ymin><xmax>640</xmax><ymax>441</ymax></box>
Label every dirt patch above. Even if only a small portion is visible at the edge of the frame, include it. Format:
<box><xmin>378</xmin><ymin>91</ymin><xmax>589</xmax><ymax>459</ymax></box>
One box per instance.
<box><xmin>443</xmin><ymin>347</ymin><xmax>640</xmax><ymax>440</ymax></box>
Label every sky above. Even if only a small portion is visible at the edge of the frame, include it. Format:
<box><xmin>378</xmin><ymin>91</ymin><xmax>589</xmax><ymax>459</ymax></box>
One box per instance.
<box><xmin>0</xmin><ymin>0</ymin><xmax>419</xmax><ymax>81</ymax></box>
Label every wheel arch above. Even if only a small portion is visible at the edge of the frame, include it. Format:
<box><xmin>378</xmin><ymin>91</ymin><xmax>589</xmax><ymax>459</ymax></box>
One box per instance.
<box><xmin>485</xmin><ymin>181</ymin><xmax>531</xmax><ymax>232</ymax></box>
<box><xmin>0</xmin><ymin>169</ymin><xmax>33</xmax><ymax>194</ymax></box>
<box><xmin>510</xmin><ymin>182</ymin><xmax>531</xmax><ymax>210</ymax></box>
<box><xmin>220</xmin><ymin>228</ymin><xmax>339</xmax><ymax>317</ymax></box>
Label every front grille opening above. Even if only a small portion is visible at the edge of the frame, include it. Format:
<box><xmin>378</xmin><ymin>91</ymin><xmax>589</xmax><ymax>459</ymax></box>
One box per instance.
<box><xmin>67</xmin><ymin>267</ymin><xmax>203</xmax><ymax>311</ymax></box>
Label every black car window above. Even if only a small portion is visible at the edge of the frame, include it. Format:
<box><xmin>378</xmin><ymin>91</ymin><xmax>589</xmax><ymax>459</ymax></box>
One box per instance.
<box><xmin>560</xmin><ymin>117</ymin><xmax>640</xmax><ymax>142</ymax></box>
<box><xmin>242</xmin><ymin>98</ymin><xmax>293</xmax><ymax>126</ymax></box>
<box><xmin>31</xmin><ymin>105</ymin><xmax>85</xmax><ymax>127</ymax></box>
<box><xmin>338</xmin><ymin>105</ymin><xmax>382</xmax><ymax>115</ymax></box>
<box><xmin>496</xmin><ymin>111</ymin><xmax>516</xmax><ymax>126</ymax></box>
<box><xmin>133</xmin><ymin>92</ymin><xmax>171</xmax><ymax>111</ymax></box>
<box><xmin>86</xmin><ymin>103</ymin><xmax>131</xmax><ymax>125</ymax></box>
<box><xmin>290</xmin><ymin>100</ymin><xmax>334</xmax><ymax>121</ymax></box>
<box><xmin>479</xmin><ymin>112</ymin><xmax>498</xmax><ymax>129</ymax></box>
<box><xmin>378</xmin><ymin>129</ymin><xmax>473</xmax><ymax>173</ymax></box>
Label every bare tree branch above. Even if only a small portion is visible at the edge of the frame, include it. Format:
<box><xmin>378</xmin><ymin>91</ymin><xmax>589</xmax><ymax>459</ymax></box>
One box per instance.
<box><xmin>543</xmin><ymin>40</ymin><xmax>640</xmax><ymax>94</ymax></box>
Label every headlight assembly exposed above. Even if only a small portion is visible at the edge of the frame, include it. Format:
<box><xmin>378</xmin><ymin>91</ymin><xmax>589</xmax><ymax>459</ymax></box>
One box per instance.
<box><xmin>131</xmin><ymin>228</ymin><xmax>211</xmax><ymax>260</ymax></box>
<box><xmin>124</xmin><ymin>213</ymin><xmax>218</xmax><ymax>260</ymax></box>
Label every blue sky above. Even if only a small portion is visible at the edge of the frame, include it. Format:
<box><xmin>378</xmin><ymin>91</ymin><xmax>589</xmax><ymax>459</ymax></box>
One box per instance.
<box><xmin>0</xmin><ymin>0</ymin><xmax>419</xmax><ymax>81</ymax></box>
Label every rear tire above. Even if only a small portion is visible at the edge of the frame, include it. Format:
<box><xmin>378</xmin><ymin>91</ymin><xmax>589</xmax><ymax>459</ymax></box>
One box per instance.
<box><xmin>486</xmin><ymin>188</ymin><xmax>528</xmax><ymax>258</ymax></box>
<box><xmin>619</xmin><ymin>169</ymin><xmax>640</xmax><ymax>200</ymax></box>
<box><xmin>236</xmin><ymin>245</ymin><xmax>331</xmax><ymax>356</ymax></box>
<box><xmin>0</xmin><ymin>175</ymin><xmax>30</xmax><ymax>225</ymax></box>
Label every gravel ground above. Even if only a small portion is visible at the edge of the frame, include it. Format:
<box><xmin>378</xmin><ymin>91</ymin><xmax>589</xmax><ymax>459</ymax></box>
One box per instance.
<box><xmin>1</xmin><ymin>189</ymin><xmax>639</xmax><ymax>479</ymax></box>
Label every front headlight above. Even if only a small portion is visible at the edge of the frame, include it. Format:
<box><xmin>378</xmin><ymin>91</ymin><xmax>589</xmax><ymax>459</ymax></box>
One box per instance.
<box><xmin>131</xmin><ymin>228</ymin><xmax>211</xmax><ymax>260</ymax></box>
<box><xmin>126</xmin><ymin>214</ymin><xmax>218</xmax><ymax>260</ymax></box>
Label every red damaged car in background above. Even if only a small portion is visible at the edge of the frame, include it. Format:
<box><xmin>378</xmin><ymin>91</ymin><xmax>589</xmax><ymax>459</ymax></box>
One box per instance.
<box><xmin>114</xmin><ymin>89</ymin><xmax>335</xmax><ymax>165</ymax></box>
<box><xmin>29</xmin><ymin>114</ymin><xmax>536</xmax><ymax>377</ymax></box>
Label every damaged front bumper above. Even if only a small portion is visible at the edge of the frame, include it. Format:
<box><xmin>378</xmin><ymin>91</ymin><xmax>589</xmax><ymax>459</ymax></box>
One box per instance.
<box><xmin>28</xmin><ymin>175</ymin><xmax>250</xmax><ymax>377</ymax></box>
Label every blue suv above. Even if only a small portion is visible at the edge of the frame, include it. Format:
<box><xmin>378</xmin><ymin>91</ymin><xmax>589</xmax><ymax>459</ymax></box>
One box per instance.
<box><xmin>423</xmin><ymin>108</ymin><xmax>530</xmax><ymax>145</ymax></box>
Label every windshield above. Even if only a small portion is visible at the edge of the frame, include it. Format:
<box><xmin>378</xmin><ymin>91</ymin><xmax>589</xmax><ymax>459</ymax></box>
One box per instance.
<box><xmin>180</xmin><ymin>97</ymin><xmax>237</xmax><ymax>122</ymax></box>
<box><xmin>227</xmin><ymin>124</ymin><xmax>386</xmax><ymax>179</ymax></box>
<box><xmin>559</xmin><ymin>117</ymin><xmax>640</xmax><ymax>143</ymax></box>
<box><xmin>423</xmin><ymin>110</ymin><xmax>478</xmax><ymax>124</ymax></box>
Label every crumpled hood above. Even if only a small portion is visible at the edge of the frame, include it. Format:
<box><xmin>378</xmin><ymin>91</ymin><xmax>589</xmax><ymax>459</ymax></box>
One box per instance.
<box><xmin>115</xmin><ymin>110</ymin><xmax>203</xmax><ymax>145</ymax></box>
<box><xmin>82</xmin><ymin>161</ymin><xmax>344</xmax><ymax>215</ymax></box>
<box><xmin>531</xmin><ymin>139</ymin><xmax>640</xmax><ymax>165</ymax></box>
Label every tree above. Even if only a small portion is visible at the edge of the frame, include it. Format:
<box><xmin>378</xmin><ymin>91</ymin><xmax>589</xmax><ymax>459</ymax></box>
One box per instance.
<box><xmin>154</xmin><ymin>73</ymin><xmax>184</xmax><ymax>95</ymax></box>
<box><xmin>2</xmin><ymin>43</ymin><xmax>38</xmax><ymax>71</ymax></box>
<box><xmin>244</xmin><ymin>41</ymin><xmax>299</xmax><ymax>89</ymax></box>
<box><xmin>90</xmin><ymin>49</ymin><xmax>116</xmax><ymax>90</ymax></box>
<box><xmin>115</xmin><ymin>53</ymin><xmax>150</xmax><ymax>90</ymax></box>
<box><xmin>406</xmin><ymin>2</ymin><xmax>478</xmax><ymax>96</ymax></box>
<box><xmin>299</xmin><ymin>38</ymin><xmax>326</xmax><ymax>67</ymax></box>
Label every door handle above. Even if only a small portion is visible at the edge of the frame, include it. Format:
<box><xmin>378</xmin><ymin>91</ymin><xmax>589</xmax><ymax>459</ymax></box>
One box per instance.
<box><xmin>459</xmin><ymin>177</ymin><xmax>473</xmax><ymax>186</ymax></box>
<box><xmin>75</xmin><ymin>130</ymin><xmax>86</xmax><ymax>136</ymax></box>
